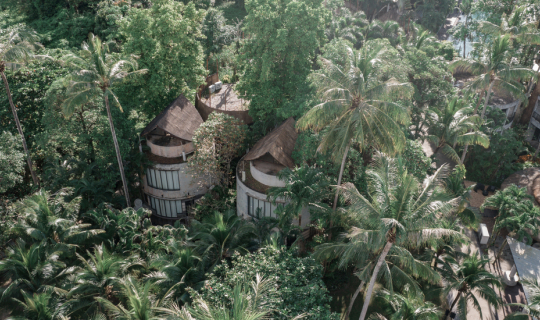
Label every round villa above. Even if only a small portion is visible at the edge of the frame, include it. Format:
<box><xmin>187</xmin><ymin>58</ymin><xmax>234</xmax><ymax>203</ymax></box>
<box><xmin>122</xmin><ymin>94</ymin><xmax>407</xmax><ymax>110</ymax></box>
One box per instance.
<box><xmin>140</xmin><ymin>95</ymin><xmax>211</xmax><ymax>225</ymax></box>
<box><xmin>236</xmin><ymin>118</ymin><xmax>310</xmax><ymax>228</ymax></box>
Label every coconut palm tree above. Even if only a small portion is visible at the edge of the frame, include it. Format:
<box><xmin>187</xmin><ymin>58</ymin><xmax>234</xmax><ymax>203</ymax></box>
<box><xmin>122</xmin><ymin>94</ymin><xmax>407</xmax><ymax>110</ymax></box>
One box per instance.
<box><xmin>459</xmin><ymin>0</ymin><xmax>473</xmax><ymax>58</ymax></box>
<box><xmin>191</xmin><ymin>210</ymin><xmax>256</xmax><ymax>266</ymax></box>
<box><xmin>505</xmin><ymin>277</ymin><xmax>540</xmax><ymax>319</ymax></box>
<box><xmin>0</xmin><ymin>27</ymin><xmax>43</xmax><ymax>186</ymax></box>
<box><xmin>443</xmin><ymin>254</ymin><xmax>502</xmax><ymax>319</ymax></box>
<box><xmin>10</xmin><ymin>190</ymin><xmax>104</xmax><ymax>250</ymax></box>
<box><xmin>450</xmin><ymin>35</ymin><xmax>537</xmax><ymax>162</ymax></box>
<box><xmin>161</xmin><ymin>274</ymin><xmax>288</xmax><ymax>320</ymax></box>
<box><xmin>0</xmin><ymin>240</ymin><xmax>66</xmax><ymax>304</ymax></box>
<box><xmin>450</xmin><ymin>34</ymin><xmax>537</xmax><ymax>121</ymax></box>
<box><xmin>368</xmin><ymin>286</ymin><xmax>441</xmax><ymax>320</ymax></box>
<box><xmin>146</xmin><ymin>243</ymin><xmax>203</xmax><ymax>302</ymax></box>
<box><xmin>59</xmin><ymin>33</ymin><xmax>147</xmax><ymax>207</ymax></box>
<box><xmin>95</xmin><ymin>276</ymin><xmax>168</xmax><ymax>320</ymax></box>
<box><xmin>478</xmin><ymin>6</ymin><xmax>540</xmax><ymax>46</ymax></box>
<box><xmin>297</xmin><ymin>42</ymin><xmax>411</xmax><ymax>229</ymax></box>
<box><xmin>427</xmin><ymin>97</ymin><xmax>489</xmax><ymax>164</ymax></box>
<box><xmin>10</xmin><ymin>290</ymin><xmax>64</xmax><ymax>320</ymax></box>
<box><xmin>267</xmin><ymin>164</ymin><xmax>330</xmax><ymax>226</ymax></box>
<box><xmin>62</xmin><ymin>245</ymin><xmax>127</xmax><ymax>316</ymax></box>
<box><xmin>337</xmin><ymin>152</ymin><xmax>463</xmax><ymax>320</ymax></box>
<box><xmin>492</xmin><ymin>199</ymin><xmax>540</xmax><ymax>245</ymax></box>
<box><xmin>314</xmin><ymin>229</ymin><xmax>440</xmax><ymax>320</ymax></box>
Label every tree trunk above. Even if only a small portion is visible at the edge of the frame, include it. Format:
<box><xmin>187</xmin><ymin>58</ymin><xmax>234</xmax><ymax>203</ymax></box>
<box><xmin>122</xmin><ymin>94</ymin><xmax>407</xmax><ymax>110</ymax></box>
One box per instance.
<box><xmin>330</xmin><ymin>142</ymin><xmax>351</xmax><ymax>238</ymax></box>
<box><xmin>534</xmin><ymin>141</ymin><xmax>540</xmax><ymax>159</ymax></box>
<box><xmin>447</xmin><ymin>291</ymin><xmax>462</xmax><ymax>319</ymax></box>
<box><xmin>480</xmin><ymin>81</ymin><xmax>495</xmax><ymax>120</ymax></box>
<box><xmin>463</xmin><ymin>15</ymin><xmax>468</xmax><ymax>58</ymax></box>
<box><xmin>104</xmin><ymin>94</ymin><xmax>131</xmax><ymax>207</ymax></box>
<box><xmin>345</xmin><ymin>280</ymin><xmax>365</xmax><ymax>320</ymax></box>
<box><xmin>461</xmin><ymin>90</ymin><xmax>486</xmax><ymax>163</ymax></box>
<box><xmin>358</xmin><ymin>241</ymin><xmax>393</xmax><ymax>320</ymax></box>
<box><xmin>519</xmin><ymin>78</ymin><xmax>540</xmax><ymax>125</ymax></box>
<box><xmin>1</xmin><ymin>70</ymin><xmax>39</xmax><ymax>186</ymax></box>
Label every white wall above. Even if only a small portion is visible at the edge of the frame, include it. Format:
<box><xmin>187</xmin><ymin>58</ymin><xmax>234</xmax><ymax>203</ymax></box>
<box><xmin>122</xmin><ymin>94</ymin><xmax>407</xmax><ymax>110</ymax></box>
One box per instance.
<box><xmin>143</xmin><ymin>162</ymin><xmax>209</xmax><ymax>200</ymax></box>
<box><xmin>249</xmin><ymin>161</ymin><xmax>286</xmax><ymax>187</ymax></box>
<box><xmin>236</xmin><ymin>171</ymin><xmax>310</xmax><ymax>228</ymax></box>
<box><xmin>147</xmin><ymin>139</ymin><xmax>194</xmax><ymax>158</ymax></box>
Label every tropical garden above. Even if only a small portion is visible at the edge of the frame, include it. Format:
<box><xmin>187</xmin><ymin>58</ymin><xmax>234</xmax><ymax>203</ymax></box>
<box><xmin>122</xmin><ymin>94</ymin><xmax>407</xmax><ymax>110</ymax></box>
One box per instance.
<box><xmin>0</xmin><ymin>0</ymin><xmax>540</xmax><ymax>319</ymax></box>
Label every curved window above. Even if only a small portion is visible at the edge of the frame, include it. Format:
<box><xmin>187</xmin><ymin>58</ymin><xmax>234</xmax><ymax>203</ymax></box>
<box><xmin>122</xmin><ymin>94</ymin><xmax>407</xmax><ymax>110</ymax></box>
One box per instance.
<box><xmin>247</xmin><ymin>195</ymin><xmax>279</xmax><ymax>219</ymax></box>
<box><xmin>146</xmin><ymin>168</ymin><xmax>180</xmax><ymax>190</ymax></box>
<box><xmin>147</xmin><ymin>196</ymin><xmax>183</xmax><ymax>218</ymax></box>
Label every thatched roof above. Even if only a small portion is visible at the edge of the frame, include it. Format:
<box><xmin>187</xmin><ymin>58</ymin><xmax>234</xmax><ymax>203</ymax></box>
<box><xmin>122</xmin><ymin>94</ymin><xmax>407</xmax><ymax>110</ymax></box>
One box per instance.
<box><xmin>244</xmin><ymin>117</ymin><xmax>297</xmax><ymax>168</ymax></box>
<box><xmin>141</xmin><ymin>95</ymin><xmax>203</xmax><ymax>141</ymax></box>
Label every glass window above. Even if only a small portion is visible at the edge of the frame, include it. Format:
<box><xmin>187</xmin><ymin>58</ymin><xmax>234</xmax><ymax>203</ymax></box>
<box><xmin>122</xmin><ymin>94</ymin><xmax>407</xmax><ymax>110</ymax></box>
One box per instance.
<box><xmin>147</xmin><ymin>196</ymin><xmax>183</xmax><ymax>217</ymax></box>
<box><xmin>247</xmin><ymin>195</ymin><xmax>278</xmax><ymax>219</ymax></box>
<box><xmin>146</xmin><ymin>168</ymin><xmax>181</xmax><ymax>191</ymax></box>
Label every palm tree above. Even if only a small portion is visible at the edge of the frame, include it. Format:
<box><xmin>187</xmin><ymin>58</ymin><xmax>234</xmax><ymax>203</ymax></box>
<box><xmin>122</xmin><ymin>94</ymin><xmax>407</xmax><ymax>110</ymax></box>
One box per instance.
<box><xmin>368</xmin><ymin>286</ymin><xmax>441</xmax><ymax>320</ymax></box>
<box><xmin>478</xmin><ymin>6</ymin><xmax>540</xmax><ymax>46</ymax></box>
<box><xmin>62</xmin><ymin>245</ymin><xmax>127</xmax><ymax>316</ymax></box>
<box><xmin>314</xmin><ymin>228</ymin><xmax>440</xmax><ymax>320</ymax></box>
<box><xmin>146</xmin><ymin>243</ymin><xmax>203</xmax><ymax>301</ymax></box>
<box><xmin>59</xmin><ymin>33</ymin><xmax>147</xmax><ymax>207</ymax></box>
<box><xmin>491</xmin><ymin>198</ymin><xmax>540</xmax><ymax>245</ymax></box>
<box><xmin>427</xmin><ymin>97</ymin><xmax>489</xmax><ymax>164</ymax></box>
<box><xmin>443</xmin><ymin>254</ymin><xmax>502</xmax><ymax>319</ymax></box>
<box><xmin>10</xmin><ymin>291</ymin><xmax>63</xmax><ymax>320</ymax></box>
<box><xmin>95</xmin><ymin>276</ymin><xmax>168</xmax><ymax>320</ymax></box>
<box><xmin>459</xmin><ymin>0</ymin><xmax>473</xmax><ymax>58</ymax></box>
<box><xmin>267</xmin><ymin>164</ymin><xmax>330</xmax><ymax>228</ymax></box>
<box><xmin>505</xmin><ymin>277</ymin><xmax>540</xmax><ymax>319</ymax></box>
<box><xmin>450</xmin><ymin>34</ymin><xmax>537</xmax><ymax>121</ymax></box>
<box><xmin>161</xmin><ymin>274</ymin><xmax>287</xmax><ymax>320</ymax></box>
<box><xmin>297</xmin><ymin>42</ymin><xmax>411</xmax><ymax>228</ymax></box>
<box><xmin>191</xmin><ymin>210</ymin><xmax>256</xmax><ymax>265</ymax></box>
<box><xmin>10</xmin><ymin>190</ymin><xmax>104</xmax><ymax>250</ymax></box>
<box><xmin>0</xmin><ymin>27</ymin><xmax>43</xmax><ymax>185</ymax></box>
<box><xmin>338</xmin><ymin>152</ymin><xmax>463</xmax><ymax>320</ymax></box>
<box><xmin>0</xmin><ymin>240</ymin><xmax>66</xmax><ymax>304</ymax></box>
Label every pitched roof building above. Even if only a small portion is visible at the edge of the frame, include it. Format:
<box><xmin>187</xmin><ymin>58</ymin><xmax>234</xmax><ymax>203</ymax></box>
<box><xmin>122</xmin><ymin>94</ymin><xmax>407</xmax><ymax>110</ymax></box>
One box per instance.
<box><xmin>140</xmin><ymin>95</ymin><xmax>210</xmax><ymax>225</ymax></box>
<box><xmin>235</xmin><ymin>118</ymin><xmax>310</xmax><ymax>228</ymax></box>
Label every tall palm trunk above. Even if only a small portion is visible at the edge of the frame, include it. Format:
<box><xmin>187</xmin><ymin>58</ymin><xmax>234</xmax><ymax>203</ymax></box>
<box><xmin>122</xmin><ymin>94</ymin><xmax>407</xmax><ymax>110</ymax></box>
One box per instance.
<box><xmin>345</xmin><ymin>280</ymin><xmax>364</xmax><ymax>319</ymax></box>
<box><xmin>1</xmin><ymin>68</ymin><xmax>39</xmax><ymax>186</ymax></box>
<box><xmin>463</xmin><ymin>15</ymin><xmax>468</xmax><ymax>58</ymax></box>
<box><xmin>358</xmin><ymin>241</ymin><xmax>393</xmax><ymax>320</ymax></box>
<box><xmin>330</xmin><ymin>142</ymin><xmax>351</xmax><ymax>238</ymax></box>
<box><xmin>446</xmin><ymin>291</ymin><xmax>462</xmax><ymax>319</ymax></box>
<box><xmin>480</xmin><ymin>81</ymin><xmax>495</xmax><ymax>120</ymax></box>
<box><xmin>519</xmin><ymin>77</ymin><xmax>540</xmax><ymax>125</ymax></box>
<box><xmin>104</xmin><ymin>94</ymin><xmax>131</xmax><ymax>207</ymax></box>
<box><xmin>460</xmin><ymin>90</ymin><xmax>486</xmax><ymax>163</ymax></box>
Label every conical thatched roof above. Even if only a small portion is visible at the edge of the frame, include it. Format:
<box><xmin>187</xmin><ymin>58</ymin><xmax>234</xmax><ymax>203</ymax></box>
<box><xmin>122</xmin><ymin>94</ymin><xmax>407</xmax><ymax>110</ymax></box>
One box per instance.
<box><xmin>244</xmin><ymin>117</ymin><xmax>297</xmax><ymax>168</ymax></box>
<box><xmin>141</xmin><ymin>95</ymin><xmax>203</xmax><ymax>141</ymax></box>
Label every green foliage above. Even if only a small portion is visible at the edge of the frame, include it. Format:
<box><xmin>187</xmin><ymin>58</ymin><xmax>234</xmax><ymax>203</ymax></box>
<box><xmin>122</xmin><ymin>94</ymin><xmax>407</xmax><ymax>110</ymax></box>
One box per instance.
<box><xmin>482</xmin><ymin>185</ymin><xmax>540</xmax><ymax>244</ymax></box>
<box><xmin>466</xmin><ymin>128</ymin><xmax>527</xmax><ymax>186</ymax></box>
<box><xmin>416</xmin><ymin>0</ymin><xmax>456</xmax><ymax>32</ymax></box>
<box><xmin>179</xmin><ymin>274</ymin><xmax>278</xmax><ymax>319</ymax></box>
<box><xmin>196</xmin><ymin>246</ymin><xmax>339</xmax><ymax>319</ymax></box>
<box><xmin>0</xmin><ymin>131</ymin><xmax>25</xmax><ymax>193</ymax></box>
<box><xmin>119</xmin><ymin>0</ymin><xmax>206</xmax><ymax>117</ymax></box>
<box><xmin>84</xmin><ymin>204</ymin><xmax>154</xmax><ymax>255</ymax></box>
<box><xmin>191</xmin><ymin>185</ymin><xmax>237</xmax><ymax>221</ymax></box>
<box><xmin>202</xmin><ymin>8</ymin><xmax>237</xmax><ymax>55</ymax></box>
<box><xmin>189</xmin><ymin>113</ymin><xmax>247</xmax><ymax>187</ymax></box>
<box><xmin>401</xmin><ymin>139</ymin><xmax>432</xmax><ymax>181</ymax></box>
<box><xmin>236</xmin><ymin>0</ymin><xmax>328</xmax><ymax>131</ymax></box>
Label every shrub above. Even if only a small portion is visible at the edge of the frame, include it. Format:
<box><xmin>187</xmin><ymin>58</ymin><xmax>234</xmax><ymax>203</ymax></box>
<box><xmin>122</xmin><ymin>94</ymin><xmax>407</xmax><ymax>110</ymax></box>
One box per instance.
<box><xmin>194</xmin><ymin>246</ymin><xmax>339</xmax><ymax>319</ymax></box>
